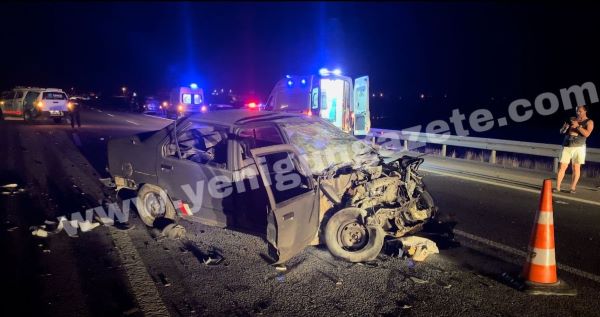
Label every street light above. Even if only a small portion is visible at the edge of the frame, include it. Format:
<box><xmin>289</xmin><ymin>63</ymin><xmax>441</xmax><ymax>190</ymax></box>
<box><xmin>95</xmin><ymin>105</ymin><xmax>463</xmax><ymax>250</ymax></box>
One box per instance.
<box><xmin>122</xmin><ymin>87</ymin><xmax>127</xmax><ymax>95</ymax></box>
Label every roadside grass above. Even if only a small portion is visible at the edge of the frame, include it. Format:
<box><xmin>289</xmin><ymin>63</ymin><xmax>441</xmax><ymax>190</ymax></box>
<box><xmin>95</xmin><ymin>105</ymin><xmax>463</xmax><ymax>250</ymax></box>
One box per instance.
<box><xmin>412</xmin><ymin>145</ymin><xmax>600</xmax><ymax>179</ymax></box>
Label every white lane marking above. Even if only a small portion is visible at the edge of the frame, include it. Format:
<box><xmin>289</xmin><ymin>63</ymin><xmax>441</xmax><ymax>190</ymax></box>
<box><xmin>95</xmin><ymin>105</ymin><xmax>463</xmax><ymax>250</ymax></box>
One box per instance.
<box><xmin>107</xmin><ymin>113</ymin><xmax>114</xmax><ymax>117</ymax></box>
<box><xmin>454</xmin><ymin>229</ymin><xmax>600</xmax><ymax>284</ymax></box>
<box><xmin>107</xmin><ymin>227</ymin><xmax>170</xmax><ymax>315</ymax></box>
<box><xmin>125</xmin><ymin>120</ymin><xmax>140</xmax><ymax>126</ymax></box>
<box><xmin>143</xmin><ymin>114</ymin><xmax>174</xmax><ymax>121</ymax></box>
<box><xmin>72</xmin><ymin>133</ymin><xmax>82</xmax><ymax>147</ymax></box>
<box><xmin>422</xmin><ymin>168</ymin><xmax>600</xmax><ymax>207</ymax></box>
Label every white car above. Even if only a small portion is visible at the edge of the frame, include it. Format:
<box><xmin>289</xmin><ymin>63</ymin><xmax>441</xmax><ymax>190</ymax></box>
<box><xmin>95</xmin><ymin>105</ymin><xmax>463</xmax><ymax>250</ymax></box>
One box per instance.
<box><xmin>0</xmin><ymin>87</ymin><xmax>71</xmax><ymax>123</ymax></box>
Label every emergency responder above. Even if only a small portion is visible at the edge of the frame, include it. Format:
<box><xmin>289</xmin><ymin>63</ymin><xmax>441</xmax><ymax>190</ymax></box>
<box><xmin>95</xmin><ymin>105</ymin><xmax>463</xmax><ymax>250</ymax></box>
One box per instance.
<box><xmin>68</xmin><ymin>99</ymin><xmax>81</xmax><ymax>128</ymax></box>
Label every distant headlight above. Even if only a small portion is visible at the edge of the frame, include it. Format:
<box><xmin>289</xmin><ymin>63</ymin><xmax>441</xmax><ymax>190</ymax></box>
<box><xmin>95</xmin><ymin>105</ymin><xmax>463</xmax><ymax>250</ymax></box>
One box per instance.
<box><xmin>178</xmin><ymin>105</ymin><xmax>184</xmax><ymax>112</ymax></box>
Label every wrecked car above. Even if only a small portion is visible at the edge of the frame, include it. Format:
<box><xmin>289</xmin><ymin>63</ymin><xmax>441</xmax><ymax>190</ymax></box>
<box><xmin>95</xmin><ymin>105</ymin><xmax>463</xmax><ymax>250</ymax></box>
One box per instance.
<box><xmin>107</xmin><ymin>110</ymin><xmax>437</xmax><ymax>263</ymax></box>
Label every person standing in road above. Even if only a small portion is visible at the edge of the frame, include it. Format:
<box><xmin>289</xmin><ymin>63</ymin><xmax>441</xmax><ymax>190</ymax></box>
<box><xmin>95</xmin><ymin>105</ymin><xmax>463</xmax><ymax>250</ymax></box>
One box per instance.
<box><xmin>69</xmin><ymin>99</ymin><xmax>81</xmax><ymax>128</ymax></box>
<box><xmin>556</xmin><ymin>105</ymin><xmax>594</xmax><ymax>193</ymax></box>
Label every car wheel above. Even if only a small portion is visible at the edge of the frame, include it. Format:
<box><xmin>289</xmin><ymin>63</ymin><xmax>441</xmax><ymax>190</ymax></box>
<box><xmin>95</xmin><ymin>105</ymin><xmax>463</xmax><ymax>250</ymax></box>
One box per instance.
<box><xmin>324</xmin><ymin>207</ymin><xmax>385</xmax><ymax>263</ymax></box>
<box><xmin>136</xmin><ymin>184</ymin><xmax>177</xmax><ymax>227</ymax></box>
<box><xmin>415</xmin><ymin>190</ymin><xmax>436</xmax><ymax>219</ymax></box>
<box><xmin>53</xmin><ymin>117</ymin><xmax>62</xmax><ymax>124</ymax></box>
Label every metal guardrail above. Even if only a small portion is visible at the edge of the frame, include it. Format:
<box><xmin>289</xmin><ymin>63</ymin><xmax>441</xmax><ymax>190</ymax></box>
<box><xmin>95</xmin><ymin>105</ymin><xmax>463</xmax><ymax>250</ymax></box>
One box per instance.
<box><xmin>368</xmin><ymin>128</ymin><xmax>600</xmax><ymax>172</ymax></box>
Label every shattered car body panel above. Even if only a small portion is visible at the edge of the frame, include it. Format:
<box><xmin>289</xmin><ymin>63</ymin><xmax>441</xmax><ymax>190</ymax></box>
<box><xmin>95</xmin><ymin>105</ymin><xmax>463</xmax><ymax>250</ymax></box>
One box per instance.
<box><xmin>107</xmin><ymin>110</ymin><xmax>437</xmax><ymax>263</ymax></box>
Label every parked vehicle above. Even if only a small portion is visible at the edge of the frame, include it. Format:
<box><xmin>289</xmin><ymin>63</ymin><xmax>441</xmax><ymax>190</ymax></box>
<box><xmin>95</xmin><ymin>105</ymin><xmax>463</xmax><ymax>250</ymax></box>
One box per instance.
<box><xmin>107</xmin><ymin>110</ymin><xmax>436</xmax><ymax>264</ymax></box>
<box><xmin>0</xmin><ymin>87</ymin><xmax>70</xmax><ymax>123</ymax></box>
<box><xmin>163</xmin><ymin>85</ymin><xmax>206</xmax><ymax>118</ymax></box>
<box><xmin>142</xmin><ymin>96</ymin><xmax>162</xmax><ymax>114</ymax></box>
<box><xmin>265</xmin><ymin>69</ymin><xmax>370</xmax><ymax>136</ymax></box>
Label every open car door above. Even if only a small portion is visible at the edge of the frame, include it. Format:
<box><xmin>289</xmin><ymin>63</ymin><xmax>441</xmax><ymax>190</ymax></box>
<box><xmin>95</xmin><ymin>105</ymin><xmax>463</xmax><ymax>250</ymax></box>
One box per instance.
<box><xmin>353</xmin><ymin>76</ymin><xmax>370</xmax><ymax>136</ymax></box>
<box><xmin>250</xmin><ymin>144</ymin><xmax>319</xmax><ymax>264</ymax></box>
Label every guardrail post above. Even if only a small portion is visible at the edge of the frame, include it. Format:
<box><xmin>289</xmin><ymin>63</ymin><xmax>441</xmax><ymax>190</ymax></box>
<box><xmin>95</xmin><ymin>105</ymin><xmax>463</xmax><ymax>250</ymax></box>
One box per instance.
<box><xmin>553</xmin><ymin>158</ymin><xmax>559</xmax><ymax>173</ymax></box>
<box><xmin>441</xmin><ymin>144</ymin><xmax>447</xmax><ymax>157</ymax></box>
<box><xmin>490</xmin><ymin>150</ymin><xmax>496</xmax><ymax>164</ymax></box>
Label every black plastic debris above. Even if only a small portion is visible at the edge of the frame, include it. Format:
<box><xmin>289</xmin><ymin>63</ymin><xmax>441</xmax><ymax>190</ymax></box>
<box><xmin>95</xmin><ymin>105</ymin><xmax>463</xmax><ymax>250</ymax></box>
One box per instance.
<box><xmin>158</xmin><ymin>273</ymin><xmax>171</xmax><ymax>287</ymax></box>
<box><xmin>499</xmin><ymin>272</ymin><xmax>525</xmax><ymax>291</ymax></box>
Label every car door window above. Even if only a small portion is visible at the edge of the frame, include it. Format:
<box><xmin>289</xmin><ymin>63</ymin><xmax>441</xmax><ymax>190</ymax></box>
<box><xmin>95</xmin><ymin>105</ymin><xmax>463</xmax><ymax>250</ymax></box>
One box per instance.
<box><xmin>238</xmin><ymin>125</ymin><xmax>285</xmax><ymax>164</ymax></box>
<box><xmin>164</xmin><ymin>123</ymin><xmax>229</xmax><ymax>169</ymax></box>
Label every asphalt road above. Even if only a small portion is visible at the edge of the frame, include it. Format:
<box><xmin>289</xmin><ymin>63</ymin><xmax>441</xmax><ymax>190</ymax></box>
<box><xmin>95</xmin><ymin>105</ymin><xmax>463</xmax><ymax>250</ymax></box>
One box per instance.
<box><xmin>1</xmin><ymin>107</ymin><xmax>599</xmax><ymax>316</ymax></box>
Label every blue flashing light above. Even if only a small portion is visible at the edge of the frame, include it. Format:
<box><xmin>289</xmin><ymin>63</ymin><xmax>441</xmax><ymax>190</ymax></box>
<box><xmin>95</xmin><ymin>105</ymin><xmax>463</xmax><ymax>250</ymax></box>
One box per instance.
<box><xmin>285</xmin><ymin>75</ymin><xmax>291</xmax><ymax>79</ymax></box>
<box><xmin>190</xmin><ymin>83</ymin><xmax>198</xmax><ymax>89</ymax></box>
<box><xmin>332</xmin><ymin>68</ymin><xmax>342</xmax><ymax>76</ymax></box>
<box><xmin>301</xmin><ymin>79</ymin><xmax>306</xmax><ymax>85</ymax></box>
<box><xmin>287</xmin><ymin>80</ymin><xmax>294</xmax><ymax>87</ymax></box>
<box><xmin>318</xmin><ymin>68</ymin><xmax>329</xmax><ymax>76</ymax></box>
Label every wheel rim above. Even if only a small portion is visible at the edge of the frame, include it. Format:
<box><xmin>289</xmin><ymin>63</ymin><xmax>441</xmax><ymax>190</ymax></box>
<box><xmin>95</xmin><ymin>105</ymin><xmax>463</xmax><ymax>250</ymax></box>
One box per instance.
<box><xmin>338</xmin><ymin>221</ymin><xmax>368</xmax><ymax>251</ymax></box>
<box><xmin>143</xmin><ymin>191</ymin><xmax>166</xmax><ymax>218</ymax></box>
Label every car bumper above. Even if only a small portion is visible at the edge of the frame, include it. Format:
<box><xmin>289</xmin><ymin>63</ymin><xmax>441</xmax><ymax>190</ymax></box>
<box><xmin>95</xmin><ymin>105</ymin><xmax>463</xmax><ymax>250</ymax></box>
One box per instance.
<box><xmin>38</xmin><ymin>110</ymin><xmax>66</xmax><ymax>118</ymax></box>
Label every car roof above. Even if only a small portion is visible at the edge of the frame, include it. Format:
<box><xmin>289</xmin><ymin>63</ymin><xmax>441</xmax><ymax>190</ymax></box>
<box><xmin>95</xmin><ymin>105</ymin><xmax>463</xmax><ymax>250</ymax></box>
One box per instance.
<box><xmin>183</xmin><ymin>109</ymin><xmax>314</xmax><ymax>127</ymax></box>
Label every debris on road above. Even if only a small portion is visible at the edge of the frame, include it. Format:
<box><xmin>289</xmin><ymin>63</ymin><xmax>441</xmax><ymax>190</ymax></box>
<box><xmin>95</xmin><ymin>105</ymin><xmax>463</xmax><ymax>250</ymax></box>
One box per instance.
<box><xmin>0</xmin><ymin>183</ymin><xmax>26</xmax><ymax>196</ymax></box>
<box><xmin>399</xmin><ymin>236</ymin><xmax>439</xmax><ymax>262</ymax></box>
<box><xmin>275</xmin><ymin>265</ymin><xmax>287</xmax><ymax>272</ymax></box>
<box><xmin>203</xmin><ymin>255</ymin><xmax>224</xmax><ymax>266</ymax></box>
<box><xmin>158</xmin><ymin>273</ymin><xmax>171</xmax><ymax>287</ymax></box>
<box><xmin>409</xmin><ymin>276</ymin><xmax>429</xmax><ymax>284</ymax></box>
<box><xmin>98</xmin><ymin>178</ymin><xmax>116</xmax><ymax>188</ymax></box>
<box><xmin>32</xmin><ymin>228</ymin><xmax>49</xmax><ymax>238</ymax></box>
<box><xmin>79</xmin><ymin>221</ymin><xmax>101</xmax><ymax>232</ymax></box>
<box><xmin>161</xmin><ymin>223</ymin><xmax>187</xmax><ymax>239</ymax></box>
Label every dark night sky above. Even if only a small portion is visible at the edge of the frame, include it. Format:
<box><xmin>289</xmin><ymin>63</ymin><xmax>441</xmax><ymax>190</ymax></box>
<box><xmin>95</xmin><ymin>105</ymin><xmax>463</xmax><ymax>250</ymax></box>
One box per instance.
<box><xmin>1</xmin><ymin>2</ymin><xmax>599</xmax><ymax>145</ymax></box>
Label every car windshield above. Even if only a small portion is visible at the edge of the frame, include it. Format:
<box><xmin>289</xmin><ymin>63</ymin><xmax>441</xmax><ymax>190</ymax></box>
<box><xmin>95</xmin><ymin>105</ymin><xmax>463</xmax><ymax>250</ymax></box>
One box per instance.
<box><xmin>279</xmin><ymin>118</ymin><xmax>377</xmax><ymax>173</ymax></box>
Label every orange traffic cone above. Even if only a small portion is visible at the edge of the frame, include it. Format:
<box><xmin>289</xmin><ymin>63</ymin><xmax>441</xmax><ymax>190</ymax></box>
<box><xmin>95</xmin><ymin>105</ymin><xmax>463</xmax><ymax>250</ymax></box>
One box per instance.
<box><xmin>521</xmin><ymin>179</ymin><xmax>576</xmax><ymax>296</ymax></box>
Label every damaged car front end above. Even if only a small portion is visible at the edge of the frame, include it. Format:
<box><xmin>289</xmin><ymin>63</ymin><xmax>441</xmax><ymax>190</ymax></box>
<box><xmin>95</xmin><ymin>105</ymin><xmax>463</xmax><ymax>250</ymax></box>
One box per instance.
<box><xmin>280</xmin><ymin>119</ymin><xmax>438</xmax><ymax>262</ymax></box>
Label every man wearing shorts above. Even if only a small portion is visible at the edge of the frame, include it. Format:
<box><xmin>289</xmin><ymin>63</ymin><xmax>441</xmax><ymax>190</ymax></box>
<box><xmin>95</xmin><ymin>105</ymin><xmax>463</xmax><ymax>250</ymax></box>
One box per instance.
<box><xmin>556</xmin><ymin>105</ymin><xmax>594</xmax><ymax>193</ymax></box>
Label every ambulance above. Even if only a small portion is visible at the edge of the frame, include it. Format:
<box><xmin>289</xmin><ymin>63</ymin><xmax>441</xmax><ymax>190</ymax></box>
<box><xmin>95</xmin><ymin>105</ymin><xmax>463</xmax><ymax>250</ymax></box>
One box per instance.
<box><xmin>264</xmin><ymin>69</ymin><xmax>370</xmax><ymax>135</ymax></box>
<box><xmin>163</xmin><ymin>83</ymin><xmax>207</xmax><ymax>118</ymax></box>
